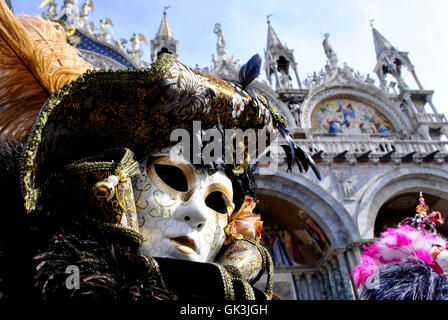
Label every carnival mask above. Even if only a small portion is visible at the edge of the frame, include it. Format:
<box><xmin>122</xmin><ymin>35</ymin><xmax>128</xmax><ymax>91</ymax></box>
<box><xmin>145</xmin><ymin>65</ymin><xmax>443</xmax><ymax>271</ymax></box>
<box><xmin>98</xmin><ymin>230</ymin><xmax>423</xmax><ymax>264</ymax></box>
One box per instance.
<box><xmin>135</xmin><ymin>144</ymin><xmax>234</xmax><ymax>262</ymax></box>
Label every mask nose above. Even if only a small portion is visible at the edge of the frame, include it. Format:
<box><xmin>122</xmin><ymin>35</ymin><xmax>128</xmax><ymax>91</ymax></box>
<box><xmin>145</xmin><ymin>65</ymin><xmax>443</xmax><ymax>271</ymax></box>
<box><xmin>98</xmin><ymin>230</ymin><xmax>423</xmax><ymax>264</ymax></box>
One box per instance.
<box><xmin>176</xmin><ymin>197</ymin><xmax>209</xmax><ymax>231</ymax></box>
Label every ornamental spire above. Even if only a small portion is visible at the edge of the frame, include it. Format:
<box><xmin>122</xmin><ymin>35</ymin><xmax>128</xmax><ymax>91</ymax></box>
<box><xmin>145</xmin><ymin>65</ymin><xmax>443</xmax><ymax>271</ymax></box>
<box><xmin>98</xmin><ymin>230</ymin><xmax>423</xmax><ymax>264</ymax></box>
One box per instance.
<box><xmin>266</xmin><ymin>15</ymin><xmax>283</xmax><ymax>50</ymax></box>
<box><xmin>155</xmin><ymin>6</ymin><xmax>174</xmax><ymax>40</ymax></box>
<box><xmin>151</xmin><ymin>7</ymin><xmax>179</xmax><ymax>62</ymax></box>
<box><xmin>371</xmin><ymin>26</ymin><xmax>395</xmax><ymax>60</ymax></box>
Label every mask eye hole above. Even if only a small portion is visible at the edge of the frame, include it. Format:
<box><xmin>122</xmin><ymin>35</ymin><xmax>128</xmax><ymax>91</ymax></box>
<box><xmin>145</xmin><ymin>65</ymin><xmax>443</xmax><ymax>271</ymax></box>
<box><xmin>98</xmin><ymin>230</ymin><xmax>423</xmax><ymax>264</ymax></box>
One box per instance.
<box><xmin>205</xmin><ymin>191</ymin><xmax>228</xmax><ymax>214</ymax></box>
<box><xmin>153</xmin><ymin>163</ymin><xmax>188</xmax><ymax>192</ymax></box>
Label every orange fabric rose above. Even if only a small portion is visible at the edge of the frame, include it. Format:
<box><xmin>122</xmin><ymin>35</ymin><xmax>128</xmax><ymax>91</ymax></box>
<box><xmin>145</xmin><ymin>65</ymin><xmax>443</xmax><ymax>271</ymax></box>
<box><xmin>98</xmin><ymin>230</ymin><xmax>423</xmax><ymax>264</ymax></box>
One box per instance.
<box><xmin>224</xmin><ymin>196</ymin><xmax>263</xmax><ymax>245</ymax></box>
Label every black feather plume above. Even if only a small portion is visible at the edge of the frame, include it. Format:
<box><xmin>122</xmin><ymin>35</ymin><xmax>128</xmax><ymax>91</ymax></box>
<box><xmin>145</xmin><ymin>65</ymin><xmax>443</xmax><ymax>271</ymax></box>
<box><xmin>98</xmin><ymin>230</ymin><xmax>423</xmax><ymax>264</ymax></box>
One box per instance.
<box><xmin>361</xmin><ymin>260</ymin><xmax>448</xmax><ymax>300</ymax></box>
<box><xmin>277</xmin><ymin>125</ymin><xmax>321</xmax><ymax>180</ymax></box>
<box><xmin>239</xmin><ymin>54</ymin><xmax>262</xmax><ymax>90</ymax></box>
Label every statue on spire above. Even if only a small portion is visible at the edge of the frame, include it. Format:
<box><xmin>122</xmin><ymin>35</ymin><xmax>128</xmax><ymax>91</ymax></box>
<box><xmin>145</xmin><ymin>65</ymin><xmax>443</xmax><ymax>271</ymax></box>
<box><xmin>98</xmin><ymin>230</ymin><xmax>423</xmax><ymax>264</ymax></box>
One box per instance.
<box><xmin>322</xmin><ymin>33</ymin><xmax>338</xmax><ymax>68</ymax></box>
<box><xmin>214</xmin><ymin>23</ymin><xmax>226</xmax><ymax>57</ymax></box>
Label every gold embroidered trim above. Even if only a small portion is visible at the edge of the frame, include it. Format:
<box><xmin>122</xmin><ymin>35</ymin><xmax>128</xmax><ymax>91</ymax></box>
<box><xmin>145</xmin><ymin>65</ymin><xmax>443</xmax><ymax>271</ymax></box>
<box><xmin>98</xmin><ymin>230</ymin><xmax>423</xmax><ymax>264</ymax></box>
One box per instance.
<box><xmin>213</xmin><ymin>262</ymin><xmax>235</xmax><ymax>300</ymax></box>
<box><xmin>140</xmin><ymin>254</ymin><xmax>168</xmax><ymax>291</ymax></box>
<box><xmin>241</xmin><ymin>237</ymin><xmax>274</xmax><ymax>299</ymax></box>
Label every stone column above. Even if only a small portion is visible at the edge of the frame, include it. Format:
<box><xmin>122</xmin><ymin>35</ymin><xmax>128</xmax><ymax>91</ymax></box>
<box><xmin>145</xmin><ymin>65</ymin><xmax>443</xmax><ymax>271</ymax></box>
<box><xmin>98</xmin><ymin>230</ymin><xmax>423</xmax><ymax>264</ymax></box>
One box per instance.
<box><xmin>304</xmin><ymin>273</ymin><xmax>315</xmax><ymax>300</ymax></box>
<box><xmin>312</xmin><ymin>275</ymin><xmax>322</xmax><ymax>300</ymax></box>
<box><xmin>425</xmin><ymin>95</ymin><xmax>439</xmax><ymax>115</ymax></box>
<box><xmin>325</xmin><ymin>262</ymin><xmax>338</xmax><ymax>299</ymax></box>
<box><xmin>330</xmin><ymin>256</ymin><xmax>344</xmax><ymax>299</ymax></box>
<box><xmin>344</xmin><ymin>248</ymin><xmax>360</xmax><ymax>300</ymax></box>
<box><xmin>321</xmin><ymin>268</ymin><xmax>332</xmax><ymax>300</ymax></box>
<box><xmin>410</xmin><ymin>67</ymin><xmax>424</xmax><ymax>91</ymax></box>
<box><xmin>403</xmin><ymin>94</ymin><xmax>418</xmax><ymax>115</ymax></box>
<box><xmin>298</xmin><ymin>273</ymin><xmax>309</xmax><ymax>300</ymax></box>
<box><xmin>292</xmin><ymin>63</ymin><xmax>303</xmax><ymax>90</ymax></box>
<box><xmin>336</xmin><ymin>250</ymin><xmax>356</xmax><ymax>300</ymax></box>
<box><xmin>352</xmin><ymin>244</ymin><xmax>363</xmax><ymax>266</ymax></box>
<box><xmin>316</xmin><ymin>272</ymin><xmax>326</xmax><ymax>300</ymax></box>
<box><xmin>294</xmin><ymin>274</ymin><xmax>304</xmax><ymax>300</ymax></box>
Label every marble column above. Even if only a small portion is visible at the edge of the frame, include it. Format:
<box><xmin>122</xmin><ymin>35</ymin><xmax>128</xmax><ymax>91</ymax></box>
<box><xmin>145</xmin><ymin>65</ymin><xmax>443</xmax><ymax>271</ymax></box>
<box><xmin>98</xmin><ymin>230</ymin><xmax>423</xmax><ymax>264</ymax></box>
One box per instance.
<box><xmin>305</xmin><ymin>273</ymin><xmax>315</xmax><ymax>300</ymax></box>
<box><xmin>301</xmin><ymin>274</ymin><xmax>311</xmax><ymax>300</ymax></box>
<box><xmin>336</xmin><ymin>251</ymin><xmax>355</xmax><ymax>300</ymax></box>
<box><xmin>352</xmin><ymin>244</ymin><xmax>363</xmax><ymax>266</ymax></box>
<box><xmin>345</xmin><ymin>248</ymin><xmax>360</xmax><ymax>300</ymax></box>
<box><xmin>318</xmin><ymin>268</ymin><xmax>330</xmax><ymax>300</ymax></box>
<box><xmin>330</xmin><ymin>256</ymin><xmax>344</xmax><ymax>299</ymax></box>
<box><xmin>325</xmin><ymin>262</ymin><xmax>338</xmax><ymax>299</ymax></box>
<box><xmin>322</xmin><ymin>269</ymin><xmax>332</xmax><ymax>300</ymax></box>
<box><xmin>316</xmin><ymin>272</ymin><xmax>326</xmax><ymax>300</ymax></box>
<box><xmin>294</xmin><ymin>274</ymin><xmax>304</xmax><ymax>300</ymax></box>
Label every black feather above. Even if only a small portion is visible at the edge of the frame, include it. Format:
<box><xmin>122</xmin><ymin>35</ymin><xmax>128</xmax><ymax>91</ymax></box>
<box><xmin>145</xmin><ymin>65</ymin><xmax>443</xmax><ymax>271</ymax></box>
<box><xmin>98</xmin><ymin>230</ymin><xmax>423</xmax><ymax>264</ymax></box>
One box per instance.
<box><xmin>361</xmin><ymin>260</ymin><xmax>448</xmax><ymax>300</ymax></box>
<box><xmin>295</xmin><ymin>145</ymin><xmax>321</xmax><ymax>180</ymax></box>
<box><xmin>277</xmin><ymin>126</ymin><xmax>295</xmax><ymax>172</ymax></box>
<box><xmin>277</xmin><ymin>125</ymin><xmax>321</xmax><ymax>180</ymax></box>
<box><xmin>239</xmin><ymin>54</ymin><xmax>262</xmax><ymax>90</ymax></box>
<box><xmin>282</xmin><ymin>145</ymin><xmax>300</xmax><ymax>173</ymax></box>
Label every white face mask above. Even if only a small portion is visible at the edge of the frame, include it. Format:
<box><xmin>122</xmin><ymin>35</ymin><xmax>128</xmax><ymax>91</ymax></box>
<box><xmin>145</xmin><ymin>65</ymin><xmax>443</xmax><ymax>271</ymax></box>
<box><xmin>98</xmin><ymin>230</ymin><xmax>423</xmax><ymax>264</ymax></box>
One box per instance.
<box><xmin>135</xmin><ymin>145</ymin><xmax>234</xmax><ymax>263</ymax></box>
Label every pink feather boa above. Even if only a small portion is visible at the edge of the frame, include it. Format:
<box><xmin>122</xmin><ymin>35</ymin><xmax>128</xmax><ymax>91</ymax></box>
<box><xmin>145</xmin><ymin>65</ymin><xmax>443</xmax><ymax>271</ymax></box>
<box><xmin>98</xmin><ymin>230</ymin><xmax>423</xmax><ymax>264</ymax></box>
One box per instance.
<box><xmin>352</xmin><ymin>225</ymin><xmax>447</xmax><ymax>288</ymax></box>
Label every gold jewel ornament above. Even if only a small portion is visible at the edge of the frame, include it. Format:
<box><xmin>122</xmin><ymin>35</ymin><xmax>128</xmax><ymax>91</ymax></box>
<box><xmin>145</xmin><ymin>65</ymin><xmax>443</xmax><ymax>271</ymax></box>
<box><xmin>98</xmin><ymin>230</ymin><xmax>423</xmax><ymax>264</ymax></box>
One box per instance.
<box><xmin>61</xmin><ymin>148</ymin><xmax>140</xmax><ymax>232</ymax></box>
<box><xmin>93</xmin><ymin>179</ymin><xmax>116</xmax><ymax>201</ymax></box>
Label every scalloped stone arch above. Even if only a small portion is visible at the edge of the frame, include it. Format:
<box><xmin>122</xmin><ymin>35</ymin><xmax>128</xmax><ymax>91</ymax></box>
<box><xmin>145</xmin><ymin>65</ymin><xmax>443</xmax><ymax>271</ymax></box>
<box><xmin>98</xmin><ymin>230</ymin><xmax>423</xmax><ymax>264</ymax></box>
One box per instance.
<box><xmin>356</xmin><ymin>166</ymin><xmax>448</xmax><ymax>239</ymax></box>
<box><xmin>254</xmin><ymin>171</ymin><xmax>359</xmax><ymax>246</ymax></box>
<box><xmin>301</xmin><ymin>87</ymin><xmax>412</xmax><ymax>133</ymax></box>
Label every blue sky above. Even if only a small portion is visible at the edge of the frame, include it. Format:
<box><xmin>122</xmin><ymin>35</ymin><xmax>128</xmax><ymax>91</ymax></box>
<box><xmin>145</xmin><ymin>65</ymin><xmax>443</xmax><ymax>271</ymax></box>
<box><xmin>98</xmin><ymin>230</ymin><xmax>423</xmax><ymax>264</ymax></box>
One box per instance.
<box><xmin>10</xmin><ymin>0</ymin><xmax>448</xmax><ymax>116</ymax></box>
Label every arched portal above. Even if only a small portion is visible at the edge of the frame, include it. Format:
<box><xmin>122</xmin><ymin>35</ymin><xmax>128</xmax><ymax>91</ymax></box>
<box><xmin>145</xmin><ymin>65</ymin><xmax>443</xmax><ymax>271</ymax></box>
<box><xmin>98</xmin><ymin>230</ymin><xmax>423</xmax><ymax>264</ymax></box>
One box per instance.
<box><xmin>258</xmin><ymin>194</ymin><xmax>330</xmax><ymax>267</ymax></box>
<box><xmin>357</xmin><ymin>167</ymin><xmax>448</xmax><ymax>239</ymax></box>
<box><xmin>374</xmin><ymin>192</ymin><xmax>448</xmax><ymax>237</ymax></box>
<box><xmin>253</xmin><ymin>171</ymin><xmax>359</xmax><ymax>300</ymax></box>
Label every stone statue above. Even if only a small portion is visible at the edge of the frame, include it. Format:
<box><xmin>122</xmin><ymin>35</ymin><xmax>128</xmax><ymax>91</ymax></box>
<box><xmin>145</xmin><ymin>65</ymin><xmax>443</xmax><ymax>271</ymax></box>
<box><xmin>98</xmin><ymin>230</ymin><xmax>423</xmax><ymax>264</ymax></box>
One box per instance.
<box><xmin>41</xmin><ymin>0</ymin><xmax>58</xmax><ymax>20</ymax></box>
<box><xmin>279</xmin><ymin>72</ymin><xmax>292</xmax><ymax>89</ymax></box>
<box><xmin>288</xmin><ymin>103</ymin><xmax>302</xmax><ymax>127</ymax></box>
<box><xmin>128</xmin><ymin>33</ymin><xmax>147</xmax><ymax>61</ymax></box>
<box><xmin>130</xmin><ymin>33</ymin><xmax>140</xmax><ymax>51</ymax></box>
<box><xmin>62</xmin><ymin>0</ymin><xmax>79</xmax><ymax>26</ymax></box>
<box><xmin>322</xmin><ymin>33</ymin><xmax>338</xmax><ymax>67</ymax></box>
<box><xmin>98</xmin><ymin>18</ymin><xmax>113</xmax><ymax>43</ymax></box>
<box><xmin>214</xmin><ymin>23</ymin><xmax>226</xmax><ymax>49</ymax></box>
<box><xmin>334</xmin><ymin>171</ymin><xmax>355</xmax><ymax>200</ymax></box>
<box><xmin>365</xmin><ymin>74</ymin><xmax>375</xmax><ymax>85</ymax></box>
<box><xmin>114</xmin><ymin>38</ymin><xmax>128</xmax><ymax>52</ymax></box>
<box><xmin>85</xmin><ymin>21</ymin><xmax>96</xmax><ymax>35</ymax></box>
<box><xmin>78</xmin><ymin>0</ymin><xmax>94</xmax><ymax>28</ymax></box>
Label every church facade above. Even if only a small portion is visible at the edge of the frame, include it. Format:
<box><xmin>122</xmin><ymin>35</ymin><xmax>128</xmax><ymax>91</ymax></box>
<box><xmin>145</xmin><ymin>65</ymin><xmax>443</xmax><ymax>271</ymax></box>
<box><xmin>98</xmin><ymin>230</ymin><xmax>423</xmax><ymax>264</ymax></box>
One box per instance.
<box><xmin>26</xmin><ymin>1</ymin><xmax>448</xmax><ymax>300</ymax></box>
